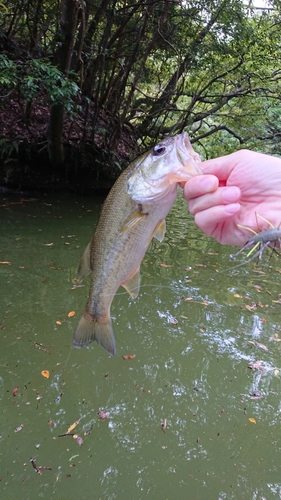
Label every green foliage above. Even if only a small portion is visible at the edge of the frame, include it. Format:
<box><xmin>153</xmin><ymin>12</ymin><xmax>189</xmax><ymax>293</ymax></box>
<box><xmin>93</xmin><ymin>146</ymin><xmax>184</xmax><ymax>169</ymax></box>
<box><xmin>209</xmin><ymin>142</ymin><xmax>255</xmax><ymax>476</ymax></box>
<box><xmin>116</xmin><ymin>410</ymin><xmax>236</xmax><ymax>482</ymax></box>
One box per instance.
<box><xmin>0</xmin><ymin>54</ymin><xmax>80</xmax><ymax>114</ymax></box>
<box><xmin>1</xmin><ymin>0</ymin><xmax>281</xmax><ymax>168</ymax></box>
<box><xmin>0</xmin><ymin>54</ymin><xmax>17</xmax><ymax>90</ymax></box>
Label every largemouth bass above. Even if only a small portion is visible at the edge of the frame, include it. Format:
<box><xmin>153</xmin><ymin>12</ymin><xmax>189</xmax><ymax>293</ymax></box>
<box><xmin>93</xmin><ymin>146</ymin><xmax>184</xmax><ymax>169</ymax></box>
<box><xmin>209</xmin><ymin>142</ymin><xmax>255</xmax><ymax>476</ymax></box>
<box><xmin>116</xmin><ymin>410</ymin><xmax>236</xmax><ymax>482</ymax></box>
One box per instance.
<box><xmin>73</xmin><ymin>132</ymin><xmax>202</xmax><ymax>355</ymax></box>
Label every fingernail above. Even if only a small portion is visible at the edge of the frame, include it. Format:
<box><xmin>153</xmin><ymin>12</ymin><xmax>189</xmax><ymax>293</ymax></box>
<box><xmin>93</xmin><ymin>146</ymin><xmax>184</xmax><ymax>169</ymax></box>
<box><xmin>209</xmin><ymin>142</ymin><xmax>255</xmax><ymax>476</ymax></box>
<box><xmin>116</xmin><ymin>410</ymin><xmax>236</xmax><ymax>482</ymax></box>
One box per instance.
<box><xmin>222</xmin><ymin>187</ymin><xmax>240</xmax><ymax>203</ymax></box>
<box><xmin>199</xmin><ymin>176</ymin><xmax>216</xmax><ymax>192</ymax></box>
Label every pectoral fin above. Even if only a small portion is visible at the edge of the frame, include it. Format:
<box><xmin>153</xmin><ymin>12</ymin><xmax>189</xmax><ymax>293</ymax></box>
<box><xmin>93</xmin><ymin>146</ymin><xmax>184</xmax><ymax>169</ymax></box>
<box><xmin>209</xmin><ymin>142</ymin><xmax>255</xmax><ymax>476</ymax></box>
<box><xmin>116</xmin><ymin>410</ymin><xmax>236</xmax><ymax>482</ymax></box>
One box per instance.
<box><xmin>122</xmin><ymin>267</ymin><xmax>140</xmax><ymax>298</ymax></box>
<box><xmin>153</xmin><ymin>219</ymin><xmax>166</xmax><ymax>242</ymax></box>
<box><xmin>77</xmin><ymin>240</ymin><xmax>92</xmax><ymax>282</ymax></box>
<box><xmin>119</xmin><ymin>207</ymin><xmax>148</xmax><ymax>234</ymax></box>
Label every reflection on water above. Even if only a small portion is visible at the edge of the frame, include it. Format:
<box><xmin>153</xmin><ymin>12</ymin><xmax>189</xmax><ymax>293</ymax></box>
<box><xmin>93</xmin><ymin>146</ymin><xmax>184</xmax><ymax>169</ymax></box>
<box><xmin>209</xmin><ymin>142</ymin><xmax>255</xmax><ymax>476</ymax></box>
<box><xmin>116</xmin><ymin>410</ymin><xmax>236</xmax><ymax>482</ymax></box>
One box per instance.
<box><xmin>1</xmin><ymin>192</ymin><xmax>281</xmax><ymax>499</ymax></box>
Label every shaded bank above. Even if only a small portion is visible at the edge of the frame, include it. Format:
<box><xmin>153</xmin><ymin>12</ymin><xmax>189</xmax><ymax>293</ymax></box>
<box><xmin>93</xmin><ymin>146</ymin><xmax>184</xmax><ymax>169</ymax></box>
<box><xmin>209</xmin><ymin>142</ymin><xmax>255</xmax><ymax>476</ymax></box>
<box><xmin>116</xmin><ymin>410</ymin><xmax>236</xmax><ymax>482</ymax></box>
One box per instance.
<box><xmin>0</xmin><ymin>97</ymin><xmax>140</xmax><ymax>194</ymax></box>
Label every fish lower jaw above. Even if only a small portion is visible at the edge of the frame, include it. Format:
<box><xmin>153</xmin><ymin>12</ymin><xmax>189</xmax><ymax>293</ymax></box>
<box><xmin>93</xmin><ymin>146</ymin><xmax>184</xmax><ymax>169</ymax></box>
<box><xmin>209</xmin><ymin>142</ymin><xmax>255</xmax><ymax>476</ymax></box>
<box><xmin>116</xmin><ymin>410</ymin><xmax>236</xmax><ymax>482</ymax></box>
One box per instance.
<box><xmin>129</xmin><ymin>184</ymin><xmax>177</xmax><ymax>204</ymax></box>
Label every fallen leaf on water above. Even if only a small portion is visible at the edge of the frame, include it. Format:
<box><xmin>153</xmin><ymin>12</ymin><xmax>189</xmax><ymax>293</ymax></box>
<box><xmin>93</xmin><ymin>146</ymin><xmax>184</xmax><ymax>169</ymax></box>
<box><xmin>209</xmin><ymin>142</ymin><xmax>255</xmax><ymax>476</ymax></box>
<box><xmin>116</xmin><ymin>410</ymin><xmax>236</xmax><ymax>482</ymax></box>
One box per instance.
<box><xmin>159</xmin><ymin>263</ymin><xmax>173</xmax><ymax>268</ymax></box>
<box><xmin>42</xmin><ymin>242</ymin><xmax>54</xmax><ymax>246</ymax></box>
<box><xmin>0</xmin><ymin>261</ymin><xmax>11</xmax><ymax>265</ymax></box>
<box><xmin>30</xmin><ymin>457</ymin><xmax>52</xmax><ymax>474</ymax></box>
<box><xmin>56</xmin><ymin>321</ymin><xmax>62</xmax><ymax>325</ymax></box>
<box><xmin>195</xmin><ymin>264</ymin><xmax>206</xmax><ymax>268</ymax></box>
<box><xmin>234</xmin><ymin>294</ymin><xmax>242</xmax><ymax>298</ymax></box>
<box><xmin>12</xmin><ymin>386</ymin><xmax>18</xmax><ymax>397</ymax></box>
<box><xmin>122</xmin><ymin>354</ymin><xmax>135</xmax><ymax>360</ymax></box>
<box><xmin>68</xmin><ymin>311</ymin><xmax>75</xmax><ymax>317</ymax></box>
<box><xmin>248</xmin><ymin>341</ymin><xmax>269</xmax><ymax>352</ymax></box>
<box><xmin>98</xmin><ymin>410</ymin><xmax>109</xmax><ymax>421</ymax></box>
<box><xmin>248</xmin><ymin>361</ymin><xmax>265</xmax><ymax>372</ymax></box>
<box><xmin>254</xmin><ymin>341</ymin><xmax>268</xmax><ymax>351</ymax></box>
<box><xmin>248</xmin><ymin>417</ymin><xmax>257</xmax><ymax>424</ymax></box>
<box><xmin>161</xmin><ymin>419</ymin><xmax>167</xmax><ymax>431</ymax></box>
<box><xmin>184</xmin><ymin>297</ymin><xmax>193</xmax><ymax>302</ymax></box>
<box><xmin>14</xmin><ymin>424</ymin><xmax>24</xmax><ymax>432</ymax></box>
<box><xmin>67</xmin><ymin>419</ymin><xmax>80</xmax><ymax>434</ymax></box>
<box><xmin>41</xmin><ymin>370</ymin><xmax>50</xmax><ymax>379</ymax></box>
<box><xmin>73</xmin><ymin>434</ymin><xmax>83</xmax><ymax>446</ymax></box>
<box><xmin>274</xmin><ymin>369</ymin><xmax>279</xmax><ymax>376</ymax></box>
<box><xmin>245</xmin><ymin>304</ymin><xmax>257</xmax><ymax>311</ymax></box>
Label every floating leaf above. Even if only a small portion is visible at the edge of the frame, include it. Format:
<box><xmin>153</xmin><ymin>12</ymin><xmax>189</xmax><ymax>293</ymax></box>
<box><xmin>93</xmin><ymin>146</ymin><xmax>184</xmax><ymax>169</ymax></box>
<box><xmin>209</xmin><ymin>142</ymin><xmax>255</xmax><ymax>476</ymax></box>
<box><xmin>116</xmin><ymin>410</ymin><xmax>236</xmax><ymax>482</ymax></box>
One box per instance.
<box><xmin>41</xmin><ymin>370</ymin><xmax>50</xmax><ymax>379</ymax></box>
<box><xmin>42</xmin><ymin>242</ymin><xmax>54</xmax><ymax>246</ymax></box>
<box><xmin>245</xmin><ymin>304</ymin><xmax>257</xmax><ymax>311</ymax></box>
<box><xmin>12</xmin><ymin>386</ymin><xmax>18</xmax><ymax>397</ymax></box>
<box><xmin>248</xmin><ymin>341</ymin><xmax>268</xmax><ymax>351</ymax></box>
<box><xmin>67</xmin><ymin>419</ymin><xmax>80</xmax><ymax>434</ymax></box>
<box><xmin>0</xmin><ymin>261</ymin><xmax>11</xmax><ymax>265</ymax></box>
<box><xmin>248</xmin><ymin>417</ymin><xmax>256</xmax><ymax>424</ymax></box>
<box><xmin>159</xmin><ymin>263</ymin><xmax>172</xmax><ymax>268</ymax></box>
<box><xmin>122</xmin><ymin>354</ymin><xmax>135</xmax><ymax>360</ymax></box>
<box><xmin>234</xmin><ymin>294</ymin><xmax>242</xmax><ymax>298</ymax></box>
<box><xmin>274</xmin><ymin>369</ymin><xmax>279</xmax><ymax>376</ymax></box>
<box><xmin>98</xmin><ymin>410</ymin><xmax>109</xmax><ymax>421</ymax></box>
<box><xmin>56</xmin><ymin>321</ymin><xmax>62</xmax><ymax>325</ymax></box>
<box><xmin>14</xmin><ymin>424</ymin><xmax>24</xmax><ymax>432</ymax></box>
<box><xmin>74</xmin><ymin>435</ymin><xmax>83</xmax><ymax>446</ymax></box>
<box><xmin>248</xmin><ymin>360</ymin><xmax>266</xmax><ymax>372</ymax></box>
<box><xmin>161</xmin><ymin>419</ymin><xmax>167</xmax><ymax>431</ymax></box>
<box><xmin>254</xmin><ymin>341</ymin><xmax>268</xmax><ymax>352</ymax></box>
<box><xmin>68</xmin><ymin>311</ymin><xmax>75</xmax><ymax>318</ymax></box>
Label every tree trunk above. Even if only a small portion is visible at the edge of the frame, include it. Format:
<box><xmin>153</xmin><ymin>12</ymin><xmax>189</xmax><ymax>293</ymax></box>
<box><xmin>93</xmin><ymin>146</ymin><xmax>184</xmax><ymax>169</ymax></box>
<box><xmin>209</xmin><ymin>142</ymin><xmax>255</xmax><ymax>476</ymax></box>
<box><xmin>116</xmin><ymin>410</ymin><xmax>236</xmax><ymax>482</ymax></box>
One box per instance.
<box><xmin>47</xmin><ymin>0</ymin><xmax>79</xmax><ymax>166</ymax></box>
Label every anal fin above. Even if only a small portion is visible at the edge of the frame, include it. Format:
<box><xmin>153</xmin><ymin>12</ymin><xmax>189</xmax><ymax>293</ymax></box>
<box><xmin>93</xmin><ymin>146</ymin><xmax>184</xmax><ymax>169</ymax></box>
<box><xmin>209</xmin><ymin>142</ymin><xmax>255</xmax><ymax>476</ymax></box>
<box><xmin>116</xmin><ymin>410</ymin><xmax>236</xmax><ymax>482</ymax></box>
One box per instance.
<box><xmin>122</xmin><ymin>267</ymin><xmax>140</xmax><ymax>298</ymax></box>
<box><xmin>77</xmin><ymin>240</ymin><xmax>92</xmax><ymax>282</ymax></box>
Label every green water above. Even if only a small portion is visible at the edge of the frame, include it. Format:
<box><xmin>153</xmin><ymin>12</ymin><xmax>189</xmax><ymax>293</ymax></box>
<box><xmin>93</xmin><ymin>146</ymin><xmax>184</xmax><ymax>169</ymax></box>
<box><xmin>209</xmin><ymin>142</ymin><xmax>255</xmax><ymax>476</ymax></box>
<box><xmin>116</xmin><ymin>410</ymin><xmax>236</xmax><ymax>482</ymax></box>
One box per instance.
<box><xmin>1</xmin><ymin>192</ymin><xmax>281</xmax><ymax>500</ymax></box>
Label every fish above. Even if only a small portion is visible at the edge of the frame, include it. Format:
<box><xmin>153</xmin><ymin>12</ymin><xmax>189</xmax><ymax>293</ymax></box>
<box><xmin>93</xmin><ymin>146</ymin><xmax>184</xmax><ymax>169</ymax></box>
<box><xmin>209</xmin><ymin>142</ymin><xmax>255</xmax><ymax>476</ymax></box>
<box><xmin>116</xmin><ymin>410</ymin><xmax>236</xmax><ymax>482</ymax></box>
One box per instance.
<box><xmin>72</xmin><ymin>132</ymin><xmax>202</xmax><ymax>355</ymax></box>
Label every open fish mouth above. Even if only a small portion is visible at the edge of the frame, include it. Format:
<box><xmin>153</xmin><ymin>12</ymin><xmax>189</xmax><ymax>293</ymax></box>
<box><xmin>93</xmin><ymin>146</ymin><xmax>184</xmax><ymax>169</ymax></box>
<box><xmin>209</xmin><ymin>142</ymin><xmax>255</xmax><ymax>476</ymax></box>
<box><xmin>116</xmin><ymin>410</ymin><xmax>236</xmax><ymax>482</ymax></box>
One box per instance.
<box><xmin>126</xmin><ymin>132</ymin><xmax>202</xmax><ymax>203</ymax></box>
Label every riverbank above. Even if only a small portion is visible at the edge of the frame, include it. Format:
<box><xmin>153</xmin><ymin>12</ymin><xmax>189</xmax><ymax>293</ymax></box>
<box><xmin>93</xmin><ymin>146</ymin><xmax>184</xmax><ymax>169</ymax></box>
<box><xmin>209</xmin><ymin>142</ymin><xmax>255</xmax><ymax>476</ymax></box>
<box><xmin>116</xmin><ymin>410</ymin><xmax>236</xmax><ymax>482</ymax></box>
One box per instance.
<box><xmin>0</xmin><ymin>96</ymin><xmax>140</xmax><ymax>194</ymax></box>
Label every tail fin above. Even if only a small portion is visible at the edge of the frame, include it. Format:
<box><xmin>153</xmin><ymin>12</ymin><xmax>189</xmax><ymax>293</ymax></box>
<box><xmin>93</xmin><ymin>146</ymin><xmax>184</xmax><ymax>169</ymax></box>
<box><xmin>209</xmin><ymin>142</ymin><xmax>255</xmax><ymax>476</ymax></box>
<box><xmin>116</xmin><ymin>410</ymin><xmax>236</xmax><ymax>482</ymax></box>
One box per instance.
<box><xmin>72</xmin><ymin>314</ymin><xmax>116</xmax><ymax>355</ymax></box>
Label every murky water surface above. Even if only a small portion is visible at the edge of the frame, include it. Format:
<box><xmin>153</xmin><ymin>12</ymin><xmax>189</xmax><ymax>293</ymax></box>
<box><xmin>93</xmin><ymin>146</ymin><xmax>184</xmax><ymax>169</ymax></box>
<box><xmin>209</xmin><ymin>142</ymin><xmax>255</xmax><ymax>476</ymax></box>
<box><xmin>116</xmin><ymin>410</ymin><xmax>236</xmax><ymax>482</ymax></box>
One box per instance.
<box><xmin>1</xmin><ymin>192</ymin><xmax>281</xmax><ymax>500</ymax></box>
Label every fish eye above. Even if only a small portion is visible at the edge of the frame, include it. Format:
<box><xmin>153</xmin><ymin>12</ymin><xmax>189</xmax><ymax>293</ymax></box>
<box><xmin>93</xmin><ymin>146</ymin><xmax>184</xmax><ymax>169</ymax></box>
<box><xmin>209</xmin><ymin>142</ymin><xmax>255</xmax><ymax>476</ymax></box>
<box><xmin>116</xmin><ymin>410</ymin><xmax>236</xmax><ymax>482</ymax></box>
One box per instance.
<box><xmin>153</xmin><ymin>145</ymin><xmax>166</xmax><ymax>156</ymax></box>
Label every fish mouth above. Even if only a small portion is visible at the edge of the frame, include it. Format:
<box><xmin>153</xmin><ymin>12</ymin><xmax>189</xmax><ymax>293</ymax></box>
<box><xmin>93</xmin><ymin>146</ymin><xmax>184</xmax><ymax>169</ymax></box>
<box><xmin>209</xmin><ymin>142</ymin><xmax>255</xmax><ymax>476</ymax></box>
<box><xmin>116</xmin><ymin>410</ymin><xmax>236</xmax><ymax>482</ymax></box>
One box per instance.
<box><xmin>127</xmin><ymin>131</ymin><xmax>202</xmax><ymax>203</ymax></box>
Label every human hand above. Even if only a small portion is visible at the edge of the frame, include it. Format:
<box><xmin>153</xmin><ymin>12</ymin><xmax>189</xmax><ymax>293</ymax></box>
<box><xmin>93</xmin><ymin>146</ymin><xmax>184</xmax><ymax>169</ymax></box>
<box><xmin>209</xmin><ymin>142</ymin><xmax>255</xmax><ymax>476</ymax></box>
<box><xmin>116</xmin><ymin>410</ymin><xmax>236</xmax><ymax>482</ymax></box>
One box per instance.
<box><xmin>183</xmin><ymin>149</ymin><xmax>281</xmax><ymax>246</ymax></box>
